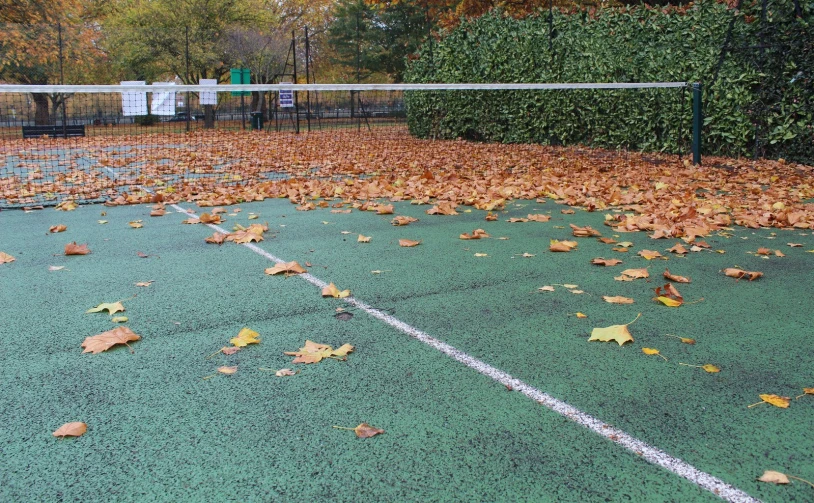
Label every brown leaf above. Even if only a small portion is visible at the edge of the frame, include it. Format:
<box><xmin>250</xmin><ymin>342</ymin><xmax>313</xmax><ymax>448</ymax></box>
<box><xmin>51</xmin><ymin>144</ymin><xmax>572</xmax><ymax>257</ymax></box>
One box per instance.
<box><xmin>507</xmin><ymin>217</ymin><xmax>529</xmax><ymax>223</ymax></box>
<box><xmin>150</xmin><ymin>208</ymin><xmax>166</xmax><ymax>217</ymax></box>
<box><xmin>485</xmin><ymin>212</ymin><xmax>498</xmax><ymax>221</ymax></box>
<box><xmin>591</xmin><ymin>257</ymin><xmax>622</xmax><ymax>266</ymax></box>
<box><xmin>53</xmin><ymin>422</ymin><xmax>87</xmax><ymax>438</ymax></box>
<box><xmin>550</xmin><ymin>239</ymin><xmax>577</xmax><ymax>252</ymax></box>
<box><xmin>654</xmin><ymin>283</ymin><xmax>684</xmax><ymax>307</ymax></box>
<box><xmin>426</xmin><ymin>202</ymin><xmax>458</xmax><ymax>215</ymax></box>
<box><xmin>81</xmin><ymin>326</ymin><xmax>141</xmax><ymax>354</ymax></box>
<box><xmin>460</xmin><ymin>229</ymin><xmax>490</xmax><ymax>240</ymax></box>
<box><xmin>527</xmin><ymin>214</ymin><xmax>551</xmax><ymax>222</ymax></box>
<box><xmin>391</xmin><ymin>216</ymin><xmax>418</xmax><ymax>226</ymax></box>
<box><xmin>322</xmin><ymin>283</ymin><xmax>351</xmax><ymax>298</ymax></box>
<box><xmin>667</xmin><ymin>243</ymin><xmax>688</xmax><ymax>254</ymax></box>
<box><xmin>399</xmin><ymin>239</ymin><xmax>421</xmax><ymax>247</ymax></box>
<box><xmin>603</xmin><ymin>295</ymin><xmax>635</xmax><ymax>304</ymax></box>
<box><xmin>616</xmin><ymin>268</ymin><xmax>649</xmax><ymax>281</ymax></box>
<box><xmin>205</xmin><ymin>232</ymin><xmax>227</xmax><ymax>244</ymax></box>
<box><xmin>375</xmin><ymin>204</ymin><xmax>394</xmax><ymax>215</ymax></box>
<box><xmin>638</xmin><ymin>249</ymin><xmax>666</xmax><ymax>260</ymax></box>
<box><xmin>756</xmin><ymin>247</ymin><xmax>771</xmax><ymax>256</ymax></box>
<box><xmin>265</xmin><ymin>261</ymin><xmax>307</xmax><ymax>275</ymax></box>
<box><xmin>49</xmin><ymin>224</ymin><xmax>67</xmax><ymax>233</ymax></box>
<box><xmin>663</xmin><ymin>268</ymin><xmax>691</xmax><ymax>283</ymax></box>
<box><xmin>65</xmin><ymin>242</ymin><xmax>90</xmax><ymax>255</ymax></box>
<box><xmin>226</xmin><ymin>230</ymin><xmax>264</xmax><ymax>244</ymax></box>
<box><xmin>199</xmin><ymin>213</ymin><xmax>222</xmax><ymax>224</ymax></box>
<box><xmin>357</xmin><ymin>234</ymin><xmax>372</xmax><ymax>243</ymax></box>
<box><xmin>353</xmin><ymin>423</ymin><xmax>385</xmax><ymax>438</ymax></box>
<box><xmin>570</xmin><ymin>224</ymin><xmax>601</xmax><ymax>237</ymax></box>
<box><xmin>598</xmin><ymin>237</ymin><xmax>617</xmax><ymax>244</ymax></box>
<box><xmin>723</xmin><ymin>268</ymin><xmax>763</xmax><ymax>281</ymax></box>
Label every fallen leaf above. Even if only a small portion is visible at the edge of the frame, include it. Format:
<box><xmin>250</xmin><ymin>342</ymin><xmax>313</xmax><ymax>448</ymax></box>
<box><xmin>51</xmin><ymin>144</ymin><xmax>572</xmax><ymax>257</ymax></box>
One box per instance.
<box><xmin>550</xmin><ymin>239</ymin><xmax>577</xmax><ymax>252</ymax></box>
<box><xmin>561</xmin><ymin>208</ymin><xmax>575</xmax><ymax>214</ymax></box>
<box><xmin>679</xmin><ymin>363</ymin><xmax>720</xmax><ymax>373</ymax></box>
<box><xmin>598</xmin><ymin>237</ymin><xmax>617</xmax><ymax>244</ymax></box>
<box><xmin>538</xmin><ymin>286</ymin><xmax>555</xmax><ymax>292</ymax></box>
<box><xmin>222</xmin><ymin>347</ymin><xmax>241</xmax><ymax>355</ymax></box>
<box><xmin>576</xmin><ymin>312</ymin><xmax>587</xmax><ymax>318</ymax></box>
<box><xmin>527</xmin><ymin>214</ymin><xmax>551</xmax><ymax>222</ymax></box>
<box><xmin>265</xmin><ymin>261</ymin><xmax>307</xmax><ymax>275</ymax></box>
<box><xmin>507</xmin><ymin>217</ymin><xmax>529</xmax><ymax>223</ymax></box>
<box><xmin>331</xmin><ymin>209</ymin><xmax>352</xmax><ymax>214</ymax></box>
<box><xmin>49</xmin><ymin>224</ymin><xmax>67</xmax><ymax>233</ymax></box>
<box><xmin>217</xmin><ymin>366</ymin><xmax>237</xmax><ymax>375</ymax></box>
<box><xmin>589</xmin><ymin>313</ymin><xmax>640</xmax><ymax>345</ymax></box>
<box><xmin>86</xmin><ymin>302</ymin><xmax>125</xmax><ymax>315</ymax></box>
<box><xmin>296</xmin><ymin>202</ymin><xmax>316</xmax><ymax>211</ymax></box>
<box><xmin>199</xmin><ymin>213</ymin><xmax>221</xmax><ymax>224</ymax></box>
<box><xmin>665</xmin><ymin>334</ymin><xmax>696</xmax><ymax>344</ymax></box>
<box><xmin>230</xmin><ymin>327</ymin><xmax>261</xmax><ymax>347</ymax></box>
<box><xmin>81</xmin><ymin>326</ymin><xmax>141</xmax><ymax>354</ymax></box>
<box><xmin>654</xmin><ymin>283</ymin><xmax>683</xmax><ymax>307</ymax></box>
<box><xmin>485</xmin><ymin>212</ymin><xmax>498</xmax><ymax>221</ymax></box>
<box><xmin>774</xmin><ymin>250</ymin><xmax>785</xmax><ymax>257</ymax></box>
<box><xmin>519</xmin><ymin>252</ymin><xmax>535</xmax><ymax>258</ymax></box>
<box><xmin>723</xmin><ymin>268</ymin><xmax>763</xmax><ymax>281</ymax></box>
<box><xmin>275</xmin><ymin>368</ymin><xmax>296</xmax><ymax>377</ymax></box>
<box><xmin>205</xmin><ymin>232</ymin><xmax>227</xmax><ymax>244</ymax></box>
<box><xmin>0</xmin><ymin>252</ymin><xmax>15</xmax><ymax>264</ymax></box>
<box><xmin>376</xmin><ymin>204</ymin><xmax>394</xmax><ymax>215</ymax></box>
<box><xmin>460</xmin><ymin>229</ymin><xmax>490</xmax><ymax>240</ymax></box>
<box><xmin>150</xmin><ymin>208</ymin><xmax>166</xmax><ymax>217</ymax></box>
<box><xmin>225</xmin><ymin>230</ymin><xmax>263</xmax><ymax>244</ymax></box>
<box><xmin>135</xmin><ymin>281</ymin><xmax>153</xmax><ymax>287</ymax></box>
<box><xmin>616</xmin><ymin>268</ymin><xmax>649</xmax><ymax>281</ymax></box>
<box><xmin>322</xmin><ymin>283</ymin><xmax>351</xmax><ymax>298</ymax></box>
<box><xmin>603</xmin><ymin>295</ymin><xmax>635</xmax><ymax>304</ymax></box>
<box><xmin>642</xmin><ymin>347</ymin><xmax>668</xmax><ymax>361</ymax></box>
<box><xmin>129</xmin><ymin>220</ymin><xmax>143</xmax><ymax>228</ymax></box>
<box><xmin>55</xmin><ymin>200</ymin><xmax>77</xmax><ymax>211</ymax></box>
<box><xmin>65</xmin><ymin>242</ymin><xmax>90</xmax><ymax>255</ymax></box>
<box><xmin>399</xmin><ymin>239</ymin><xmax>421</xmax><ymax>247</ymax></box>
<box><xmin>617</xmin><ymin>241</ymin><xmax>634</xmax><ymax>248</ymax></box>
<box><xmin>787</xmin><ymin>243</ymin><xmax>802</xmax><ymax>247</ymax></box>
<box><xmin>358</xmin><ymin>234</ymin><xmax>371</xmax><ymax>243</ymax></box>
<box><xmin>757</xmin><ymin>471</ymin><xmax>790</xmax><ymax>484</ymax></box>
<box><xmin>638</xmin><ymin>249</ymin><xmax>666</xmax><ymax>260</ymax></box>
<box><xmin>570</xmin><ymin>224</ymin><xmax>601</xmax><ymax>237</ymax></box>
<box><xmin>663</xmin><ymin>269</ymin><xmax>691</xmax><ymax>283</ymax></box>
<box><xmin>182</xmin><ymin>217</ymin><xmax>200</xmax><ymax>224</ymax></box>
<box><xmin>333</xmin><ymin>423</ymin><xmax>385</xmax><ymax>438</ymax></box>
<box><xmin>48</xmin><ymin>265</ymin><xmax>66</xmax><ymax>271</ymax></box>
<box><xmin>667</xmin><ymin>243</ymin><xmax>688</xmax><ymax>254</ymax></box>
<box><xmin>750</xmin><ymin>394</ymin><xmax>791</xmax><ymax>408</ymax></box>
<box><xmin>474</xmin><ymin>253</ymin><xmax>488</xmax><ymax>257</ymax></box>
<box><xmin>756</xmin><ymin>247</ymin><xmax>771</xmax><ymax>256</ymax></box>
<box><xmin>592</xmin><ymin>258</ymin><xmax>622</xmax><ymax>266</ymax></box>
<box><xmin>97</xmin><ymin>220</ymin><xmax>108</xmax><ymax>225</ymax></box>
<box><xmin>111</xmin><ymin>316</ymin><xmax>128</xmax><ymax>323</ymax></box>
<box><xmin>53</xmin><ymin>422</ymin><xmax>87</xmax><ymax>438</ymax></box>
<box><xmin>284</xmin><ymin>340</ymin><xmax>354</xmax><ymax>363</ymax></box>
<box><xmin>391</xmin><ymin>216</ymin><xmax>418</xmax><ymax>226</ymax></box>
<box><xmin>426</xmin><ymin>202</ymin><xmax>458</xmax><ymax>215</ymax></box>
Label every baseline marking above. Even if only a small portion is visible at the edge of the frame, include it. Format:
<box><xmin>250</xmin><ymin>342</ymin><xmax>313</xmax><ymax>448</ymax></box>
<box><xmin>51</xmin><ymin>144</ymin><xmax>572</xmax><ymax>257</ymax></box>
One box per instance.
<box><xmin>170</xmin><ymin>202</ymin><xmax>760</xmax><ymax>503</ymax></box>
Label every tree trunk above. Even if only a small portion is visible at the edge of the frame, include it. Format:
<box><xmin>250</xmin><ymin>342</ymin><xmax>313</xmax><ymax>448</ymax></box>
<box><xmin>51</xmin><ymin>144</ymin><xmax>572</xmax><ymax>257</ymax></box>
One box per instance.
<box><xmin>251</xmin><ymin>91</ymin><xmax>260</xmax><ymax>112</ymax></box>
<box><xmin>32</xmin><ymin>93</ymin><xmax>50</xmax><ymax>125</ymax></box>
<box><xmin>204</xmin><ymin>104</ymin><xmax>214</xmax><ymax>128</ymax></box>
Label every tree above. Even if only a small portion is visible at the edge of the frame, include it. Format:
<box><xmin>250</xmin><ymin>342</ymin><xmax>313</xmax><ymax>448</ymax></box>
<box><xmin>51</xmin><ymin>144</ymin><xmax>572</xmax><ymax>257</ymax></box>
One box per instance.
<box><xmin>0</xmin><ymin>0</ymin><xmax>108</xmax><ymax>124</ymax></box>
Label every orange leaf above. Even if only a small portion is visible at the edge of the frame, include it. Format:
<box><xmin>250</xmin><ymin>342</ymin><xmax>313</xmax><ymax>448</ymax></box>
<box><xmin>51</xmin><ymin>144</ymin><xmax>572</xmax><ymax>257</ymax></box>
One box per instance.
<box><xmin>591</xmin><ymin>257</ymin><xmax>622</xmax><ymax>266</ymax></box>
<box><xmin>550</xmin><ymin>239</ymin><xmax>577</xmax><ymax>252</ymax></box>
<box><xmin>0</xmin><ymin>252</ymin><xmax>15</xmax><ymax>264</ymax></box>
<box><xmin>426</xmin><ymin>202</ymin><xmax>458</xmax><ymax>215</ymax></box>
<box><xmin>265</xmin><ymin>261</ymin><xmax>307</xmax><ymax>275</ymax></box>
<box><xmin>570</xmin><ymin>224</ymin><xmax>601</xmax><ymax>237</ymax></box>
<box><xmin>485</xmin><ymin>212</ymin><xmax>498</xmax><ymax>221</ymax></box>
<box><xmin>375</xmin><ymin>204</ymin><xmax>394</xmax><ymax>215</ymax></box>
<box><xmin>654</xmin><ymin>283</ymin><xmax>683</xmax><ymax>307</ymax></box>
<box><xmin>638</xmin><ymin>249</ymin><xmax>666</xmax><ymax>260</ymax></box>
<box><xmin>65</xmin><ymin>242</ymin><xmax>90</xmax><ymax>255</ymax></box>
<box><xmin>663</xmin><ymin>268</ymin><xmax>691</xmax><ymax>283</ymax></box>
<box><xmin>616</xmin><ymin>268</ymin><xmax>649</xmax><ymax>281</ymax></box>
<box><xmin>53</xmin><ymin>422</ymin><xmax>87</xmax><ymax>438</ymax></box>
<box><xmin>756</xmin><ymin>247</ymin><xmax>771</xmax><ymax>256</ymax></box>
<box><xmin>667</xmin><ymin>243</ymin><xmax>688</xmax><ymax>254</ymax></box>
<box><xmin>391</xmin><ymin>216</ymin><xmax>418</xmax><ymax>226</ymax></box>
<box><xmin>81</xmin><ymin>326</ymin><xmax>141</xmax><ymax>354</ymax></box>
<box><xmin>723</xmin><ymin>268</ymin><xmax>763</xmax><ymax>281</ymax></box>
<box><xmin>205</xmin><ymin>232</ymin><xmax>227</xmax><ymax>244</ymax></box>
<box><xmin>353</xmin><ymin>423</ymin><xmax>385</xmax><ymax>438</ymax></box>
<box><xmin>527</xmin><ymin>214</ymin><xmax>551</xmax><ymax>222</ymax></box>
<box><xmin>322</xmin><ymin>283</ymin><xmax>351</xmax><ymax>298</ymax></box>
<box><xmin>399</xmin><ymin>239</ymin><xmax>421</xmax><ymax>247</ymax></box>
<box><xmin>49</xmin><ymin>224</ymin><xmax>67</xmax><ymax>233</ymax></box>
<box><xmin>507</xmin><ymin>217</ymin><xmax>529</xmax><ymax>223</ymax></box>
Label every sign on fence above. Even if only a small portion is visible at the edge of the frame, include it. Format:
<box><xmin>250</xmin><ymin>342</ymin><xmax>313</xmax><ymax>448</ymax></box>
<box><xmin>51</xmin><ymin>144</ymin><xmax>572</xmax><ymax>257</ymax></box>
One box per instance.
<box><xmin>279</xmin><ymin>84</ymin><xmax>294</xmax><ymax>108</ymax></box>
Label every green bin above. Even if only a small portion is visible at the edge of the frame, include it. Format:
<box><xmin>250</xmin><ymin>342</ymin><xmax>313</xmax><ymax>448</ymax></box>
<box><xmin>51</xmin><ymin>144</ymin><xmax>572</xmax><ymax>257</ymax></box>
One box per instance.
<box><xmin>250</xmin><ymin>112</ymin><xmax>264</xmax><ymax>131</ymax></box>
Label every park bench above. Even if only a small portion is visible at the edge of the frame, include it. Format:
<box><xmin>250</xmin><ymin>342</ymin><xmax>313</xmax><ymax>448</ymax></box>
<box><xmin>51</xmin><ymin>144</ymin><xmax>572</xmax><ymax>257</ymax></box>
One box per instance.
<box><xmin>22</xmin><ymin>125</ymin><xmax>86</xmax><ymax>139</ymax></box>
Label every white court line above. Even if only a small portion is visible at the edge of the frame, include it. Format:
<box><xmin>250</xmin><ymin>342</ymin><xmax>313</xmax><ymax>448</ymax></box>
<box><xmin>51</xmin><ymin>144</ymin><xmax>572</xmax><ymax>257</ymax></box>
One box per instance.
<box><xmin>169</xmin><ymin>202</ymin><xmax>760</xmax><ymax>503</ymax></box>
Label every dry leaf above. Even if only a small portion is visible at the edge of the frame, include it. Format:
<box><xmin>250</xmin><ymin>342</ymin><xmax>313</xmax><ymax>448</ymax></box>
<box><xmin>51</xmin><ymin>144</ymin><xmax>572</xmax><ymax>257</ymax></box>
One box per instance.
<box><xmin>358</xmin><ymin>234</ymin><xmax>371</xmax><ymax>243</ymax></box>
<box><xmin>65</xmin><ymin>242</ymin><xmax>90</xmax><ymax>255</ymax></box>
<box><xmin>756</xmin><ymin>394</ymin><xmax>791</xmax><ymax>408</ymax></box>
<box><xmin>81</xmin><ymin>326</ymin><xmax>141</xmax><ymax>354</ymax></box>
<box><xmin>663</xmin><ymin>268</ymin><xmax>691</xmax><ymax>283</ymax></box>
<box><xmin>265</xmin><ymin>261</ymin><xmax>307</xmax><ymax>275</ymax></box>
<box><xmin>111</xmin><ymin>316</ymin><xmax>128</xmax><ymax>323</ymax></box>
<box><xmin>284</xmin><ymin>340</ymin><xmax>354</xmax><ymax>363</ymax></box>
<box><xmin>135</xmin><ymin>281</ymin><xmax>153</xmax><ymax>287</ymax></box>
<box><xmin>86</xmin><ymin>302</ymin><xmax>125</xmax><ymax>315</ymax></box>
<box><xmin>570</xmin><ymin>224</ymin><xmax>601</xmax><ymax>237</ymax></box>
<box><xmin>230</xmin><ymin>328</ymin><xmax>260</xmax><ymax>347</ymax></box>
<box><xmin>550</xmin><ymin>239</ymin><xmax>577</xmax><ymax>252</ymax></box>
<box><xmin>0</xmin><ymin>252</ymin><xmax>15</xmax><ymax>264</ymax></box>
<box><xmin>598</xmin><ymin>237</ymin><xmax>617</xmax><ymax>244</ymax></box>
<box><xmin>616</xmin><ymin>268</ymin><xmax>649</xmax><ymax>281</ymax></box>
<box><xmin>589</xmin><ymin>313</ymin><xmax>640</xmax><ymax>345</ymax></box>
<box><xmin>221</xmin><ymin>347</ymin><xmax>241</xmax><ymax>355</ymax></box>
<box><xmin>723</xmin><ymin>268</ymin><xmax>763</xmax><ymax>281</ymax></box>
<box><xmin>333</xmin><ymin>423</ymin><xmax>385</xmax><ymax>438</ymax></box>
<box><xmin>225</xmin><ymin>230</ymin><xmax>263</xmax><ymax>244</ymax></box>
<box><xmin>49</xmin><ymin>224</ymin><xmax>67</xmax><ymax>233</ymax></box>
<box><xmin>55</xmin><ymin>200</ymin><xmax>77</xmax><ymax>211</ymax></box>
<box><xmin>391</xmin><ymin>216</ymin><xmax>418</xmax><ymax>226</ymax></box>
<box><xmin>576</xmin><ymin>312</ymin><xmax>587</xmax><ymax>318</ymax></box>
<box><xmin>527</xmin><ymin>214</ymin><xmax>551</xmax><ymax>222</ymax></box>
<box><xmin>53</xmin><ymin>422</ymin><xmax>87</xmax><ymax>438</ymax></box>
<box><xmin>474</xmin><ymin>252</ymin><xmax>489</xmax><ymax>257</ymax></box>
<box><xmin>426</xmin><ymin>202</ymin><xmax>458</xmax><ymax>215</ymax></box>
<box><xmin>774</xmin><ymin>250</ymin><xmax>785</xmax><ymax>257</ymax></box>
<box><xmin>275</xmin><ymin>368</ymin><xmax>296</xmax><ymax>377</ymax></box>
<box><xmin>757</xmin><ymin>471</ymin><xmax>790</xmax><ymax>484</ymax></box>
<box><xmin>376</xmin><ymin>204</ymin><xmax>394</xmax><ymax>215</ymax></box>
<box><xmin>460</xmin><ymin>229</ymin><xmax>490</xmax><ymax>240</ymax></box>
<box><xmin>603</xmin><ymin>295</ymin><xmax>635</xmax><ymax>304</ymax></box>
<box><xmin>296</xmin><ymin>202</ymin><xmax>316</xmax><ymax>211</ymax></box>
<box><xmin>199</xmin><ymin>213</ymin><xmax>221</xmax><ymax>224</ymax></box>
<box><xmin>205</xmin><ymin>232</ymin><xmax>227</xmax><ymax>244</ymax></box>
<box><xmin>561</xmin><ymin>208</ymin><xmax>575</xmax><ymax>214</ymax></box>
<box><xmin>49</xmin><ymin>265</ymin><xmax>66</xmax><ymax>271</ymax></box>
<box><xmin>665</xmin><ymin>334</ymin><xmax>696</xmax><ymax>344</ymax></box>
<box><xmin>654</xmin><ymin>283</ymin><xmax>683</xmax><ymax>307</ymax></box>
<box><xmin>538</xmin><ymin>286</ymin><xmax>555</xmax><ymax>292</ymax></box>
<box><xmin>756</xmin><ymin>247</ymin><xmax>771</xmax><ymax>256</ymax></box>
<box><xmin>787</xmin><ymin>243</ymin><xmax>802</xmax><ymax>247</ymax></box>
<box><xmin>507</xmin><ymin>217</ymin><xmax>529</xmax><ymax>223</ymax></box>
<box><xmin>642</xmin><ymin>348</ymin><xmax>668</xmax><ymax>361</ymax></box>
<box><xmin>485</xmin><ymin>212</ymin><xmax>498</xmax><ymax>221</ymax></box>
<box><xmin>217</xmin><ymin>366</ymin><xmax>237</xmax><ymax>375</ymax></box>
<box><xmin>129</xmin><ymin>220</ymin><xmax>143</xmax><ymax>228</ymax></box>
<box><xmin>322</xmin><ymin>283</ymin><xmax>351</xmax><ymax>298</ymax></box>
<box><xmin>399</xmin><ymin>239</ymin><xmax>421</xmax><ymax>247</ymax></box>
<box><xmin>591</xmin><ymin>258</ymin><xmax>622</xmax><ymax>266</ymax></box>
<box><xmin>638</xmin><ymin>249</ymin><xmax>666</xmax><ymax>260</ymax></box>
<box><xmin>150</xmin><ymin>208</ymin><xmax>166</xmax><ymax>217</ymax></box>
<box><xmin>667</xmin><ymin>243</ymin><xmax>688</xmax><ymax>254</ymax></box>
<box><xmin>97</xmin><ymin>220</ymin><xmax>108</xmax><ymax>225</ymax></box>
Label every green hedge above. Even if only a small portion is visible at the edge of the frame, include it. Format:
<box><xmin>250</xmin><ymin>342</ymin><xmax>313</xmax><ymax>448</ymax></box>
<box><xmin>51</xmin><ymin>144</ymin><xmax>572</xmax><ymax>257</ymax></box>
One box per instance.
<box><xmin>404</xmin><ymin>0</ymin><xmax>813</xmax><ymax>164</ymax></box>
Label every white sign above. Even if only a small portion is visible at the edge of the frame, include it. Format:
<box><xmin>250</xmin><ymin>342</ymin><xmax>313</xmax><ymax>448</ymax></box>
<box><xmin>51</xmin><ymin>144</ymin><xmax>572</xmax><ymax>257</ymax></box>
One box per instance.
<box><xmin>279</xmin><ymin>83</ymin><xmax>294</xmax><ymax>108</ymax></box>
<box><xmin>199</xmin><ymin>79</ymin><xmax>218</xmax><ymax>105</ymax></box>
<box><xmin>151</xmin><ymin>82</ymin><xmax>176</xmax><ymax>116</ymax></box>
<box><xmin>120</xmin><ymin>81</ymin><xmax>147</xmax><ymax>116</ymax></box>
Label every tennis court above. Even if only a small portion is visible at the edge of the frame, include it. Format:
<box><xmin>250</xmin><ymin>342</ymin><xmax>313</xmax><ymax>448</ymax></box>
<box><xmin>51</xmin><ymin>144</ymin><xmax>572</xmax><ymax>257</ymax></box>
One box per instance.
<box><xmin>1</xmin><ymin>84</ymin><xmax>813</xmax><ymax>503</ymax></box>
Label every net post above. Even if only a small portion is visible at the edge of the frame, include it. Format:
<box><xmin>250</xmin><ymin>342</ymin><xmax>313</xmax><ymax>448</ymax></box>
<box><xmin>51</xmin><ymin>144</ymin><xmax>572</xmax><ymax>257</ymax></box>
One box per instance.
<box><xmin>692</xmin><ymin>82</ymin><xmax>702</xmax><ymax>166</ymax></box>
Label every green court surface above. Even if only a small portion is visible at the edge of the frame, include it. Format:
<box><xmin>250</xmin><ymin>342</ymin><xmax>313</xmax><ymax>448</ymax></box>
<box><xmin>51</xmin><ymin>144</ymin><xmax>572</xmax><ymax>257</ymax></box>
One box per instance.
<box><xmin>1</xmin><ymin>198</ymin><xmax>812</xmax><ymax>502</ymax></box>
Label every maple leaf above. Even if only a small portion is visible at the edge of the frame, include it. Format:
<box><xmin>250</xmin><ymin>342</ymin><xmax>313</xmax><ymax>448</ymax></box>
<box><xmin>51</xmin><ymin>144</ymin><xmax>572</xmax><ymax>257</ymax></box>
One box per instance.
<box><xmin>723</xmin><ymin>268</ymin><xmax>763</xmax><ymax>281</ymax></box>
<box><xmin>284</xmin><ymin>340</ymin><xmax>354</xmax><ymax>363</ymax></box>
<box><xmin>265</xmin><ymin>261</ymin><xmax>307</xmax><ymax>275</ymax></box>
<box><xmin>358</xmin><ymin>234</ymin><xmax>372</xmax><ymax>243</ymax></box>
<box><xmin>589</xmin><ymin>313</ymin><xmax>640</xmax><ymax>345</ymax></box>
<box><xmin>663</xmin><ymin>269</ymin><xmax>690</xmax><ymax>283</ymax></box>
<box><xmin>550</xmin><ymin>239</ymin><xmax>577</xmax><ymax>252</ymax></box>
<box><xmin>485</xmin><ymin>212</ymin><xmax>498</xmax><ymax>221</ymax></box>
<box><xmin>86</xmin><ymin>302</ymin><xmax>125</xmax><ymax>315</ymax></box>
<box><xmin>399</xmin><ymin>239</ymin><xmax>421</xmax><ymax>247</ymax></box>
<box><xmin>0</xmin><ymin>252</ymin><xmax>15</xmax><ymax>264</ymax></box>
<box><xmin>667</xmin><ymin>243</ymin><xmax>688</xmax><ymax>254</ymax></box>
<box><xmin>638</xmin><ymin>249</ymin><xmax>666</xmax><ymax>260</ymax></box>
<box><xmin>333</xmin><ymin>423</ymin><xmax>384</xmax><ymax>438</ymax></box>
<box><xmin>55</xmin><ymin>201</ymin><xmax>78</xmax><ymax>211</ymax></box>
<box><xmin>322</xmin><ymin>283</ymin><xmax>351</xmax><ymax>298</ymax></box>
<box><xmin>230</xmin><ymin>328</ymin><xmax>261</xmax><ymax>347</ymax></box>
<box><xmin>426</xmin><ymin>202</ymin><xmax>458</xmax><ymax>215</ymax></box>
<box><xmin>615</xmin><ymin>268</ymin><xmax>649</xmax><ymax>281</ymax></box>
<box><xmin>598</xmin><ymin>237</ymin><xmax>617</xmax><ymax>244</ymax></box>
<box><xmin>205</xmin><ymin>232</ymin><xmax>227</xmax><ymax>244</ymax></box>
<box><xmin>570</xmin><ymin>224</ymin><xmax>601</xmax><ymax>237</ymax></box>
<box><xmin>53</xmin><ymin>422</ymin><xmax>87</xmax><ymax>438</ymax></box>
<box><xmin>391</xmin><ymin>216</ymin><xmax>418</xmax><ymax>226</ymax></box>
<box><xmin>592</xmin><ymin>258</ymin><xmax>622</xmax><ymax>266</ymax></box>
<box><xmin>65</xmin><ymin>242</ymin><xmax>90</xmax><ymax>255</ymax></box>
<box><xmin>527</xmin><ymin>214</ymin><xmax>551</xmax><ymax>222</ymax></box>
<box><xmin>81</xmin><ymin>326</ymin><xmax>141</xmax><ymax>354</ymax></box>
<box><xmin>296</xmin><ymin>202</ymin><xmax>316</xmax><ymax>211</ymax></box>
<box><xmin>226</xmin><ymin>230</ymin><xmax>264</xmax><ymax>244</ymax></box>
<box><xmin>376</xmin><ymin>204</ymin><xmax>394</xmax><ymax>215</ymax></box>
<box><xmin>603</xmin><ymin>295</ymin><xmax>635</xmax><ymax>304</ymax></box>
<box><xmin>654</xmin><ymin>283</ymin><xmax>683</xmax><ymax>307</ymax></box>
<box><xmin>756</xmin><ymin>247</ymin><xmax>771</xmax><ymax>256</ymax></box>
<box><xmin>748</xmin><ymin>394</ymin><xmax>791</xmax><ymax>408</ymax></box>
<box><xmin>49</xmin><ymin>224</ymin><xmax>67</xmax><ymax>233</ymax></box>
<box><xmin>460</xmin><ymin>229</ymin><xmax>490</xmax><ymax>240</ymax></box>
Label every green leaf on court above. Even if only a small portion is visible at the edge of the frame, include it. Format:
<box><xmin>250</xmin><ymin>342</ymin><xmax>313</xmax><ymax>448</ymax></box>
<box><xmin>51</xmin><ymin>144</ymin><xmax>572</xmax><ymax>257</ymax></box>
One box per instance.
<box><xmin>589</xmin><ymin>313</ymin><xmax>640</xmax><ymax>345</ymax></box>
<box><xmin>86</xmin><ymin>302</ymin><xmax>125</xmax><ymax>315</ymax></box>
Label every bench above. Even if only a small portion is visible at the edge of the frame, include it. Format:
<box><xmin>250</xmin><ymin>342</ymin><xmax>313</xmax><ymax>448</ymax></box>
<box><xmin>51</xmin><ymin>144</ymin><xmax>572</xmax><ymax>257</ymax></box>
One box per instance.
<box><xmin>22</xmin><ymin>125</ymin><xmax>86</xmax><ymax>139</ymax></box>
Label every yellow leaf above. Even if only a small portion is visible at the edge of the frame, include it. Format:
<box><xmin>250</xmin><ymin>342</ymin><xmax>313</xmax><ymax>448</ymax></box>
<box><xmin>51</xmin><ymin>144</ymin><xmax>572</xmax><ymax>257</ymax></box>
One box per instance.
<box><xmin>111</xmin><ymin>316</ymin><xmax>128</xmax><ymax>323</ymax></box>
<box><xmin>642</xmin><ymin>348</ymin><xmax>660</xmax><ymax>355</ymax></box>
<box><xmin>86</xmin><ymin>302</ymin><xmax>125</xmax><ymax>315</ymax></box>
<box><xmin>129</xmin><ymin>221</ymin><xmax>143</xmax><ymax>228</ymax></box>
<box><xmin>702</xmin><ymin>364</ymin><xmax>721</xmax><ymax>373</ymax></box>
<box><xmin>758</xmin><ymin>394</ymin><xmax>791</xmax><ymax>408</ymax></box>
<box><xmin>265</xmin><ymin>261</ymin><xmax>307</xmax><ymax>275</ymax></box>
<box><xmin>230</xmin><ymin>327</ymin><xmax>261</xmax><ymax>347</ymax></box>
<box><xmin>589</xmin><ymin>313</ymin><xmax>640</xmax><ymax>345</ymax></box>
<box><xmin>322</xmin><ymin>283</ymin><xmax>351</xmax><ymax>298</ymax></box>
<box><xmin>655</xmin><ymin>296</ymin><xmax>682</xmax><ymax>307</ymax></box>
<box><xmin>757</xmin><ymin>471</ymin><xmax>789</xmax><ymax>484</ymax></box>
<box><xmin>284</xmin><ymin>340</ymin><xmax>354</xmax><ymax>364</ymax></box>
<box><xmin>575</xmin><ymin>312</ymin><xmax>587</xmax><ymax>318</ymax></box>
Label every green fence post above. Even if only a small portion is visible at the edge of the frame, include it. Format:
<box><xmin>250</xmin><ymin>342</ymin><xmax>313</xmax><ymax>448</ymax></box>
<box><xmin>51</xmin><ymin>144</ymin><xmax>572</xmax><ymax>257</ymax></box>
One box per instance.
<box><xmin>692</xmin><ymin>82</ymin><xmax>702</xmax><ymax>165</ymax></box>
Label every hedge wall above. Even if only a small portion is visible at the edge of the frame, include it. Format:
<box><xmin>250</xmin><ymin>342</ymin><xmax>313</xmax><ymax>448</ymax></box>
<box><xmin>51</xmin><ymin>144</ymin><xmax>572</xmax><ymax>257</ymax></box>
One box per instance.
<box><xmin>404</xmin><ymin>0</ymin><xmax>813</xmax><ymax>164</ymax></box>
